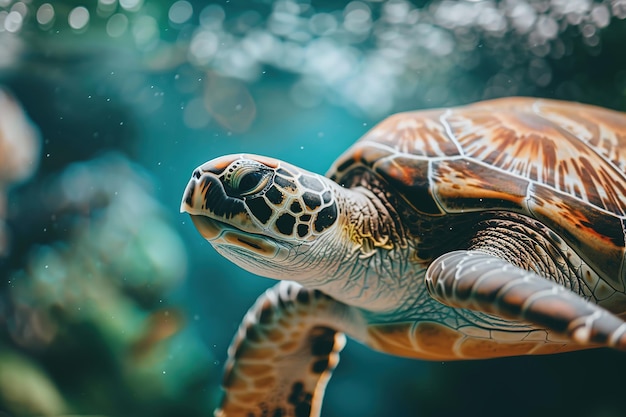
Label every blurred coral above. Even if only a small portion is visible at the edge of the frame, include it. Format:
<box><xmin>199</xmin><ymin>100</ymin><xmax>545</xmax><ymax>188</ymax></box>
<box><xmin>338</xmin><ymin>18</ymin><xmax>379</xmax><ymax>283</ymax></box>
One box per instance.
<box><xmin>1</xmin><ymin>154</ymin><xmax>214</xmax><ymax>416</ymax></box>
<box><xmin>0</xmin><ymin>350</ymin><xmax>67</xmax><ymax>417</ymax></box>
<box><xmin>0</xmin><ymin>88</ymin><xmax>40</xmax><ymax>256</ymax></box>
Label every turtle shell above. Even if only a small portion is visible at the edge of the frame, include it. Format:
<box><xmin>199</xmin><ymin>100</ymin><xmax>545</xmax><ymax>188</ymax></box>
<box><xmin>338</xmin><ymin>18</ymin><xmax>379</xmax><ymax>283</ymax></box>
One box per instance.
<box><xmin>328</xmin><ymin>97</ymin><xmax>626</xmax><ymax>293</ymax></box>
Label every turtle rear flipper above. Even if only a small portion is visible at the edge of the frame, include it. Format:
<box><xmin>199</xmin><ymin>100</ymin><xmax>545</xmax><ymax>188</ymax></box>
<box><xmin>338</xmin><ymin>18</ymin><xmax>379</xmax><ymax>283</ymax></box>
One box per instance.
<box><xmin>217</xmin><ymin>281</ymin><xmax>362</xmax><ymax>417</ymax></box>
<box><xmin>426</xmin><ymin>250</ymin><xmax>626</xmax><ymax>350</ymax></box>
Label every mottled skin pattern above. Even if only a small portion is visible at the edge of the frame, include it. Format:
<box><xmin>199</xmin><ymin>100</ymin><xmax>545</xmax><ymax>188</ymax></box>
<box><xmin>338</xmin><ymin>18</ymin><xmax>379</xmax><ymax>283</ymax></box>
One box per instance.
<box><xmin>181</xmin><ymin>98</ymin><xmax>626</xmax><ymax>417</ymax></box>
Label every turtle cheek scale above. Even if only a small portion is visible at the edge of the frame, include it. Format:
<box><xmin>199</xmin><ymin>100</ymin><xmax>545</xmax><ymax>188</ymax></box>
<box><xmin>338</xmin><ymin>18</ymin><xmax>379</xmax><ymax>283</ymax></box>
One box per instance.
<box><xmin>240</xmin><ymin>160</ymin><xmax>341</xmax><ymax>243</ymax></box>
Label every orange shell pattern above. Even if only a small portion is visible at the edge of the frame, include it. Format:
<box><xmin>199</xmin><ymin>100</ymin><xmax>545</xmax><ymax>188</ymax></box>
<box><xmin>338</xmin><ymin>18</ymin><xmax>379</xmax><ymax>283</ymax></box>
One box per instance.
<box><xmin>329</xmin><ymin>97</ymin><xmax>626</xmax><ymax>293</ymax></box>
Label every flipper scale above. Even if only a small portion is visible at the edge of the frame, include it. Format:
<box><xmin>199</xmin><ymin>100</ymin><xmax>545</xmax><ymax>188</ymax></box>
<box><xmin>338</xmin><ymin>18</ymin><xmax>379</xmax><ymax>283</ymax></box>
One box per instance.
<box><xmin>216</xmin><ymin>281</ymin><xmax>359</xmax><ymax>417</ymax></box>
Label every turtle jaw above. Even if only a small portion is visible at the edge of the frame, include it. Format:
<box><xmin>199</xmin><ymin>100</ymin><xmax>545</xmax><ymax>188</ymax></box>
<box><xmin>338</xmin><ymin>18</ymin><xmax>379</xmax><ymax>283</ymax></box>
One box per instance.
<box><xmin>187</xmin><ymin>213</ymin><xmax>289</xmax><ymax>261</ymax></box>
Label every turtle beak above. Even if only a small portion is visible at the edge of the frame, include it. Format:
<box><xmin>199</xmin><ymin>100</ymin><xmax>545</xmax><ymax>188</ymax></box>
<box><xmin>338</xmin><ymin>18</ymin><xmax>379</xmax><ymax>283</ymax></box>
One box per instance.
<box><xmin>181</xmin><ymin>176</ymin><xmax>222</xmax><ymax>240</ymax></box>
<box><xmin>180</xmin><ymin>173</ymin><xmax>201</xmax><ymax>215</ymax></box>
<box><xmin>180</xmin><ymin>163</ymin><xmax>258</xmax><ymax>237</ymax></box>
<box><xmin>180</xmin><ymin>154</ymin><xmax>247</xmax><ymax>215</ymax></box>
<box><xmin>180</xmin><ymin>176</ymin><xmax>231</xmax><ymax>241</ymax></box>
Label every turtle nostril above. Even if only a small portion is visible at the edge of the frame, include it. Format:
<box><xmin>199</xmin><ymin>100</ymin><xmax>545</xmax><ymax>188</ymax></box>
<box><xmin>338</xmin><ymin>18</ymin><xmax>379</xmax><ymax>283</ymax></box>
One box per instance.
<box><xmin>193</xmin><ymin>169</ymin><xmax>202</xmax><ymax>179</ymax></box>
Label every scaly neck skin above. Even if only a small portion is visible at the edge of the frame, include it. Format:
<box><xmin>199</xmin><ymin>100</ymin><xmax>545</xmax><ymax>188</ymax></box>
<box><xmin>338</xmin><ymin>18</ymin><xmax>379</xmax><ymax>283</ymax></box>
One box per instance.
<box><xmin>301</xmin><ymin>183</ymin><xmax>423</xmax><ymax>313</ymax></box>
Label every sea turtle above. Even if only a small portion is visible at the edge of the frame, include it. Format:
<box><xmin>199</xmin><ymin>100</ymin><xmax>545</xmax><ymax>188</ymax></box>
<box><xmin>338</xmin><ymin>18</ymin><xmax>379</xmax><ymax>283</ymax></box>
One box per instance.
<box><xmin>180</xmin><ymin>97</ymin><xmax>626</xmax><ymax>417</ymax></box>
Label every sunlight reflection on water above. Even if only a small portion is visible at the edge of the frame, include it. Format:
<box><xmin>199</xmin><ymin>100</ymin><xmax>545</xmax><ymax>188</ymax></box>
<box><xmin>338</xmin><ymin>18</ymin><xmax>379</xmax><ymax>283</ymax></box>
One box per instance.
<box><xmin>3</xmin><ymin>0</ymin><xmax>626</xmax><ymax>119</ymax></box>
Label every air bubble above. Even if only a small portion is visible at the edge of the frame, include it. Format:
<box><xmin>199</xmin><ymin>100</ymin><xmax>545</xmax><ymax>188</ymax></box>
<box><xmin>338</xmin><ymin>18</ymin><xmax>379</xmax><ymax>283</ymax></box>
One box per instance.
<box><xmin>107</xmin><ymin>13</ymin><xmax>129</xmax><ymax>38</ymax></box>
<box><xmin>119</xmin><ymin>0</ymin><xmax>143</xmax><ymax>12</ymax></box>
<box><xmin>4</xmin><ymin>11</ymin><xmax>23</xmax><ymax>33</ymax></box>
<box><xmin>36</xmin><ymin>3</ymin><xmax>54</xmax><ymax>27</ymax></box>
<box><xmin>68</xmin><ymin>6</ymin><xmax>89</xmax><ymax>31</ymax></box>
<box><xmin>169</xmin><ymin>1</ymin><xmax>193</xmax><ymax>25</ymax></box>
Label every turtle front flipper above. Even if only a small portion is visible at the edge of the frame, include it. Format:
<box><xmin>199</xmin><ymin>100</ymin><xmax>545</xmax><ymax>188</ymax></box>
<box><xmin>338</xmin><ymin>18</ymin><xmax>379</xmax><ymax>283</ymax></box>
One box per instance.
<box><xmin>216</xmin><ymin>281</ymin><xmax>363</xmax><ymax>417</ymax></box>
<box><xmin>425</xmin><ymin>250</ymin><xmax>626</xmax><ymax>351</ymax></box>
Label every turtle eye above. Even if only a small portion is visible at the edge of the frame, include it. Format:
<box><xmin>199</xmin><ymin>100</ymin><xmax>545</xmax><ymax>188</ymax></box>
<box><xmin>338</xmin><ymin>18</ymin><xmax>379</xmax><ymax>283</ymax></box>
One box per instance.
<box><xmin>231</xmin><ymin>166</ymin><xmax>270</xmax><ymax>196</ymax></box>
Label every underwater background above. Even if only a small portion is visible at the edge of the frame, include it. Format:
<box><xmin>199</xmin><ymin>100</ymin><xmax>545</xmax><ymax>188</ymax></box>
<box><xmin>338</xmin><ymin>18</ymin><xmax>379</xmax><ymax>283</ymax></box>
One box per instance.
<box><xmin>1</xmin><ymin>0</ymin><xmax>626</xmax><ymax>416</ymax></box>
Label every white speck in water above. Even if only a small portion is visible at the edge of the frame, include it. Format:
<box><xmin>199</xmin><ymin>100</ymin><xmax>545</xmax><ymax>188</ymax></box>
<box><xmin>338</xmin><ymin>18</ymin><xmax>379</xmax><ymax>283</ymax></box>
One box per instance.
<box><xmin>300</xmin><ymin>146</ymin><xmax>304</xmax><ymax>150</ymax></box>
<box><xmin>162</xmin><ymin>370</ymin><xmax>166</xmax><ymax>374</ymax></box>
<box><xmin>120</xmin><ymin>121</ymin><xmax>124</xmax><ymax>125</ymax></box>
<box><xmin>44</xmin><ymin>265</ymin><xmax>49</xmax><ymax>269</ymax></box>
<box><xmin>46</xmin><ymin>153</ymin><xmax>50</xmax><ymax>157</ymax></box>
<box><xmin>235</xmin><ymin>104</ymin><xmax>242</xmax><ymax>111</ymax></box>
<box><xmin>174</xmin><ymin>74</ymin><xmax>180</xmax><ymax>80</ymax></box>
<box><xmin>157</xmin><ymin>161</ymin><xmax>162</xmax><ymax>166</ymax></box>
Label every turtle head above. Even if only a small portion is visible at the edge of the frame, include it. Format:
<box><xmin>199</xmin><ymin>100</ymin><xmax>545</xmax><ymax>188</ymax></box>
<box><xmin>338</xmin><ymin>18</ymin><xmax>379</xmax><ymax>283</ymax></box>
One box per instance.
<box><xmin>181</xmin><ymin>154</ymin><xmax>340</xmax><ymax>280</ymax></box>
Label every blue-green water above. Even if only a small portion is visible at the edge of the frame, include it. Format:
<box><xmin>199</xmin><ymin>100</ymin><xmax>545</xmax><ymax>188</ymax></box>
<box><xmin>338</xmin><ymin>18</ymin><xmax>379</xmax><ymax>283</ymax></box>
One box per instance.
<box><xmin>2</xmin><ymin>1</ymin><xmax>626</xmax><ymax>416</ymax></box>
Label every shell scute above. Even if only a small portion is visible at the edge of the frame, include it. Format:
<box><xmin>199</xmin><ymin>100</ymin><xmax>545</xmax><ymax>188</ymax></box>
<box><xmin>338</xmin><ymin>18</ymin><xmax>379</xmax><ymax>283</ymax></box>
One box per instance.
<box><xmin>330</xmin><ymin>142</ymin><xmax>395</xmax><ymax>184</ymax></box>
<box><xmin>373</xmin><ymin>156</ymin><xmax>441</xmax><ymax>215</ymax></box>
<box><xmin>537</xmin><ymin>101</ymin><xmax>626</xmax><ymax>172</ymax></box>
<box><xmin>360</xmin><ymin>110</ymin><xmax>462</xmax><ymax>158</ymax></box>
<box><xmin>431</xmin><ymin>159</ymin><xmax>529</xmax><ymax>213</ymax></box>
<box><xmin>527</xmin><ymin>183</ymin><xmax>625</xmax><ymax>291</ymax></box>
